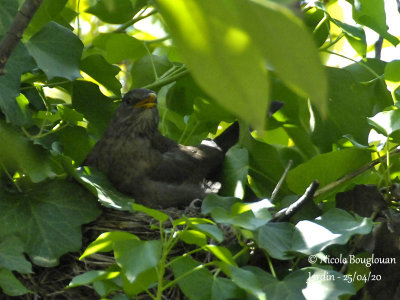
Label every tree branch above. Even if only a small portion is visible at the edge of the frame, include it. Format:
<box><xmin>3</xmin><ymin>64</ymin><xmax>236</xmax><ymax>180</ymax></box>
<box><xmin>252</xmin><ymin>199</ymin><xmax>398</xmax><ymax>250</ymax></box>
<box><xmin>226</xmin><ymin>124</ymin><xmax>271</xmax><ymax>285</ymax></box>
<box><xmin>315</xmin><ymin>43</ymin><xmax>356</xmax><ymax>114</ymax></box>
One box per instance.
<box><xmin>0</xmin><ymin>0</ymin><xmax>43</xmax><ymax>75</ymax></box>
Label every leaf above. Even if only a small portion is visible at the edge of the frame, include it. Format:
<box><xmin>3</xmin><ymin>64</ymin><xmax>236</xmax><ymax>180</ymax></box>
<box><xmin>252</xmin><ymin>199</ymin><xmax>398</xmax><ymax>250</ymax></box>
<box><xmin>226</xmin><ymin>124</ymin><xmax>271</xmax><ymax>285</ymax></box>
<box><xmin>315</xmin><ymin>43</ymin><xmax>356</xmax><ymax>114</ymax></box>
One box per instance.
<box><xmin>132</xmin><ymin>203</ymin><xmax>169</xmax><ymax>223</ymax></box>
<box><xmin>332</xmin><ymin>19</ymin><xmax>366</xmax><ymax>57</ymax></box>
<box><xmin>0</xmin><ymin>0</ymin><xmax>17</xmax><ymax>35</ymax></box>
<box><xmin>0</xmin><ymin>180</ymin><xmax>101</xmax><ymax>267</ymax></box>
<box><xmin>0</xmin><ymin>120</ymin><xmax>57</xmax><ymax>182</ymax></box>
<box><xmin>86</xmin><ymin>0</ymin><xmax>135</xmax><ymax>24</ymax></box>
<box><xmin>157</xmin><ymin>0</ymin><xmax>270</xmax><ymax>130</ymax></box>
<box><xmin>171</xmin><ymin>256</ymin><xmax>213</xmax><ymax>300</ymax></box>
<box><xmin>241</xmin><ymin>0</ymin><xmax>327</xmax><ymax>115</ymax></box>
<box><xmin>347</xmin><ymin>0</ymin><xmax>399</xmax><ymax>46</ymax></box>
<box><xmin>180</xmin><ymin>230</ymin><xmax>207</xmax><ymax>246</ymax></box>
<box><xmin>72</xmin><ymin>80</ymin><xmax>117</xmax><ymax>139</ymax></box>
<box><xmin>0</xmin><ymin>43</ymin><xmax>36</xmax><ymax>126</ymax></box>
<box><xmin>26</xmin><ymin>21</ymin><xmax>83</xmax><ymax>80</ymax></box>
<box><xmin>0</xmin><ymin>268</ymin><xmax>31</xmax><ymax>296</ymax></box>
<box><xmin>255</xmin><ymin>222</ymin><xmax>295</xmax><ymax>260</ymax></box>
<box><xmin>202</xmin><ymin>194</ymin><xmax>272</xmax><ymax>230</ymax></box>
<box><xmin>192</xmin><ymin>223</ymin><xmax>224</xmax><ymax>243</ymax></box>
<box><xmin>0</xmin><ymin>236</ymin><xmax>32</xmax><ymax>273</ymax></box>
<box><xmin>59</xmin><ymin>126</ymin><xmax>91</xmax><ymax>165</ymax></box>
<box><xmin>77</xmin><ymin>167</ymin><xmax>134</xmax><ymax>211</ymax></box>
<box><xmin>68</xmin><ymin>269</ymin><xmax>116</xmax><ymax>287</ymax></box>
<box><xmin>121</xmin><ymin>267</ymin><xmax>158</xmax><ymax>297</ymax></box>
<box><xmin>368</xmin><ymin>109</ymin><xmax>400</xmax><ymax>137</ymax></box>
<box><xmin>81</xmin><ymin>54</ymin><xmax>122</xmax><ymax>96</ymax></box>
<box><xmin>24</xmin><ymin>0</ymin><xmax>68</xmax><ymax>37</ymax></box>
<box><xmin>80</xmin><ymin>231</ymin><xmax>139</xmax><ymax>259</ymax></box>
<box><xmin>211</xmin><ymin>277</ymin><xmax>245</xmax><ymax>300</ymax></box>
<box><xmin>114</xmin><ymin>239</ymin><xmax>162</xmax><ymax>283</ymax></box>
<box><xmin>303</xmin><ymin>267</ymin><xmax>356</xmax><ymax>299</ymax></box>
<box><xmin>229</xmin><ymin>266</ymin><xmax>271</xmax><ymax>300</ymax></box>
<box><xmin>131</xmin><ymin>54</ymin><xmax>173</xmax><ymax>89</ymax></box>
<box><xmin>205</xmin><ymin>245</ymin><xmax>237</xmax><ymax>266</ymax></box>
<box><xmin>286</xmin><ymin>148</ymin><xmax>371</xmax><ymax>195</ymax></box>
<box><xmin>291</xmin><ymin>208</ymin><xmax>372</xmax><ymax>255</ymax></box>
<box><xmin>93</xmin><ymin>33</ymin><xmax>146</xmax><ymax>64</ymax></box>
<box><xmin>220</xmin><ymin>146</ymin><xmax>249</xmax><ymax>199</ymax></box>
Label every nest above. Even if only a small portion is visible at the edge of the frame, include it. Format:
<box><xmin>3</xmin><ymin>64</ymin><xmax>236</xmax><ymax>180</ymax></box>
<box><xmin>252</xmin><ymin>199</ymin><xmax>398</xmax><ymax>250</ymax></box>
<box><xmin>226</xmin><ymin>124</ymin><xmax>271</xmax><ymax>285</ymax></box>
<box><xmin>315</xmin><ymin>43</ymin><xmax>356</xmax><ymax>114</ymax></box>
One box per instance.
<box><xmin>4</xmin><ymin>205</ymin><xmax>234</xmax><ymax>300</ymax></box>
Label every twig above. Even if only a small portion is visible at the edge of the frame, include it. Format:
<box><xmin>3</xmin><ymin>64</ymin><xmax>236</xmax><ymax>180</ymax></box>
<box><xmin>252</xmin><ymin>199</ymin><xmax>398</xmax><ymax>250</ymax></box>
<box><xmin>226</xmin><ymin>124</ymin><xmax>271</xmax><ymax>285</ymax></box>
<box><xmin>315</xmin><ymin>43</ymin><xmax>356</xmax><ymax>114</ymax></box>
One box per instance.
<box><xmin>314</xmin><ymin>147</ymin><xmax>400</xmax><ymax>198</ymax></box>
<box><xmin>142</xmin><ymin>69</ymin><xmax>190</xmax><ymax>90</ymax></box>
<box><xmin>0</xmin><ymin>0</ymin><xmax>43</xmax><ymax>75</ymax></box>
<box><xmin>113</xmin><ymin>9</ymin><xmax>158</xmax><ymax>33</ymax></box>
<box><xmin>272</xmin><ymin>180</ymin><xmax>319</xmax><ymax>222</ymax></box>
<box><xmin>270</xmin><ymin>160</ymin><xmax>293</xmax><ymax>203</ymax></box>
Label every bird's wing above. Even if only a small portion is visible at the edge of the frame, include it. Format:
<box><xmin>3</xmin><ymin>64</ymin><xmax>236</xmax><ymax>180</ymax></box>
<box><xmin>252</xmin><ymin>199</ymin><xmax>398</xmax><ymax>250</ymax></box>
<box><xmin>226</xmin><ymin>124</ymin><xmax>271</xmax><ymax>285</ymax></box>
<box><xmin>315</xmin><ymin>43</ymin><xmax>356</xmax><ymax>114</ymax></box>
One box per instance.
<box><xmin>148</xmin><ymin>139</ymin><xmax>224</xmax><ymax>183</ymax></box>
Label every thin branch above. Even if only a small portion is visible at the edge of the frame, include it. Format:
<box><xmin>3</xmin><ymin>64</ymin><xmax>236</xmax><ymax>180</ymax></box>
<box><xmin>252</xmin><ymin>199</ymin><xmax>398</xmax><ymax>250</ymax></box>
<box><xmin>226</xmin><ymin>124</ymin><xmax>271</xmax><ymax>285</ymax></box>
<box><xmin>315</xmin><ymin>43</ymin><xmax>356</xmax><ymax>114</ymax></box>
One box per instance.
<box><xmin>272</xmin><ymin>180</ymin><xmax>319</xmax><ymax>222</ymax></box>
<box><xmin>270</xmin><ymin>160</ymin><xmax>293</xmax><ymax>203</ymax></box>
<box><xmin>113</xmin><ymin>9</ymin><xmax>158</xmax><ymax>33</ymax></box>
<box><xmin>142</xmin><ymin>69</ymin><xmax>190</xmax><ymax>90</ymax></box>
<box><xmin>0</xmin><ymin>0</ymin><xmax>43</xmax><ymax>75</ymax></box>
<box><xmin>314</xmin><ymin>147</ymin><xmax>400</xmax><ymax>198</ymax></box>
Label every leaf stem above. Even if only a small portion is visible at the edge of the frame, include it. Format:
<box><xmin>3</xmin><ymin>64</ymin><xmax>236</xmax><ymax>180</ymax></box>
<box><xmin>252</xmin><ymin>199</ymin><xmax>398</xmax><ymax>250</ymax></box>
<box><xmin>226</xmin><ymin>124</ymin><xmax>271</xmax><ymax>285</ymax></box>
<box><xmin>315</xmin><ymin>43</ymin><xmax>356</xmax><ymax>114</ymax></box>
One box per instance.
<box><xmin>0</xmin><ymin>161</ymin><xmax>22</xmax><ymax>193</ymax></box>
<box><xmin>142</xmin><ymin>69</ymin><xmax>190</xmax><ymax>90</ymax></box>
<box><xmin>113</xmin><ymin>10</ymin><xmax>158</xmax><ymax>33</ymax></box>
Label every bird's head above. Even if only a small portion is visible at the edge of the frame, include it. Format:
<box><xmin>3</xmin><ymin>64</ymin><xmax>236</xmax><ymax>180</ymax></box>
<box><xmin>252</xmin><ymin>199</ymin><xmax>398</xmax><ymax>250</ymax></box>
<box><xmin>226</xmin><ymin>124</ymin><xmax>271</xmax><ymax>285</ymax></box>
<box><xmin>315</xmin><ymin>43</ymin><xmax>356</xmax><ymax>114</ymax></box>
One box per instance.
<box><xmin>108</xmin><ymin>89</ymin><xmax>159</xmax><ymax>137</ymax></box>
<box><xmin>122</xmin><ymin>88</ymin><xmax>157</xmax><ymax>110</ymax></box>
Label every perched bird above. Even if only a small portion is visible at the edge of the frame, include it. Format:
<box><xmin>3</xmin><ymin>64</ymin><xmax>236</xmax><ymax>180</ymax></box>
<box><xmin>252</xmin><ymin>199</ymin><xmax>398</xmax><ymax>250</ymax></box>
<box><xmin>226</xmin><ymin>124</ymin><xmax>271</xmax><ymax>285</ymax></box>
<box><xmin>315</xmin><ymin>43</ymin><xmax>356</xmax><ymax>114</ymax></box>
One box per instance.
<box><xmin>84</xmin><ymin>89</ymin><xmax>225</xmax><ymax>208</ymax></box>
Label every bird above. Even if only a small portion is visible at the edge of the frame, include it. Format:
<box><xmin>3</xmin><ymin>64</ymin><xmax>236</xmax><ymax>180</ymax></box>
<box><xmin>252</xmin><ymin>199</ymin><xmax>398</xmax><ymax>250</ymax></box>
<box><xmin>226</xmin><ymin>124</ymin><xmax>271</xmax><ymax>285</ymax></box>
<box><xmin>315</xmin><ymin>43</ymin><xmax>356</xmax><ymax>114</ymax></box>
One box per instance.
<box><xmin>84</xmin><ymin>88</ymin><xmax>226</xmax><ymax>208</ymax></box>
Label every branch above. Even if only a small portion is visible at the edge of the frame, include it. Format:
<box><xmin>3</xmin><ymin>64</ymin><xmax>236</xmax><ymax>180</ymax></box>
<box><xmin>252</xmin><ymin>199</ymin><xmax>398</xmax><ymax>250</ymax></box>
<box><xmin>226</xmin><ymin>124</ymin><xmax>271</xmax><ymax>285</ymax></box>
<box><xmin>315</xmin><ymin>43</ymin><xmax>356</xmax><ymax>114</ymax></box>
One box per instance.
<box><xmin>272</xmin><ymin>180</ymin><xmax>319</xmax><ymax>222</ymax></box>
<box><xmin>314</xmin><ymin>147</ymin><xmax>400</xmax><ymax>198</ymax></box>
<box><xmin>0</xmin><ymin>0</ymin><xmax>43</xmax><ymax>75</ymax></box>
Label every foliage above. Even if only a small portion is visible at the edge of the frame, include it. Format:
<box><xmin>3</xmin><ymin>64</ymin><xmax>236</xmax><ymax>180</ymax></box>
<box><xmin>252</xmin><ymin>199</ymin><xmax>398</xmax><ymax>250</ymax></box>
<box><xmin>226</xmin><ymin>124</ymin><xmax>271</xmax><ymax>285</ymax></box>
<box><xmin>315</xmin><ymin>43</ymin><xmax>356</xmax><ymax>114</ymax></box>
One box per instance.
<box><xmin>0</xmin><ymin>0</ymin><xmax>400</xmax><ymax>299</ymax></box>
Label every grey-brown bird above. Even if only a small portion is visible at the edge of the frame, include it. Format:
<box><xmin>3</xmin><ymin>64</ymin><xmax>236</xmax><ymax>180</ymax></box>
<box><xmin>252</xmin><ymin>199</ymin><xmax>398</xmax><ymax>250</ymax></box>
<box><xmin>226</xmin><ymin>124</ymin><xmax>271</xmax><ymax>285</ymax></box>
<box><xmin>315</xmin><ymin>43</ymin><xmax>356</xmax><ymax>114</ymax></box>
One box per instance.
<box><xmin>84</xmin><ymin>89</ymin><xmax>225</xmax><ymax>208</ymax></box>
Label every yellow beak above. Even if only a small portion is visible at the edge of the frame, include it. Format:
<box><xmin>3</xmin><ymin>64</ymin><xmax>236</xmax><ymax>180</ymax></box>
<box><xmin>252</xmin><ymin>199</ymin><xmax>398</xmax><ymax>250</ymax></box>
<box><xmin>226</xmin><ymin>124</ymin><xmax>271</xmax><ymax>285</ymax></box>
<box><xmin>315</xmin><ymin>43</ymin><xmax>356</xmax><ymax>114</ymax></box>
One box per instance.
<box><xmin>134</xmin><ymin>93</ymin><xmax>157</xmax><ymax>109</ymax></box>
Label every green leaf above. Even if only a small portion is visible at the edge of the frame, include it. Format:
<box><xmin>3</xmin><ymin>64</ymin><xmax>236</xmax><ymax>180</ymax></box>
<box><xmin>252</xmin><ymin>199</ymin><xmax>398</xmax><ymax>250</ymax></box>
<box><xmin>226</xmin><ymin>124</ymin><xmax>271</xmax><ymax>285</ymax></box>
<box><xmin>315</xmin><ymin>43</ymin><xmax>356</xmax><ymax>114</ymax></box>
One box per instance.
<box><xmin>131</xmin><ymin>54</ymin><xmax>173</xmax><ymax>89</ymax></box>
<box><xmin>77</xmin><ymin>167</ymin><xmax>134</xmax><ymax>211</ymax></box>
<box><xmin>171</xmin><ymin>256</ymin><xmax>213</xmax><ymax>300</ymax></box>
<box><xmin>0</xmin><ymin>268</ymin><xmax>31</xmax><ymax>296</ymax></box>
<box><xmin>229</xmin><ymin>266</ymin><xmax>271</xmax><ymax>300</ymax></box>
<box><xmin>241</xmin><ymin>0</ymin><xmax>327</xmax><ymax>115</ymax></box>
<box><xmin>0</xmin><ymin>180</ymin><xmax>101</xmax><ymax>267</ymax></box>
<box><xmin>93</xmin><ymin>33</ymin><xmax>146</xmax><ymax>64</ymax></box>
<box><xmin>0</xmin><ymin>43</ymin><xmax>36</xmax><ymax>126</ymax></box>
<box><xmin>291</xmin><ymin>208</ymin><xmax>372</xmax><ymax>255</ymax></box>
<box><xmin>68</xmin><ymin>269</ymin><xmax>117</xmax><ymax>288</ymax></box>
<box><xmin>121</xmin><ymin>267</ymin><xmax>158</xmax><ymax>297</ymax></box>
<box><xmin>385</xmin><ymin>60</ymin><xmax>400</xmax><ymax>91</ymax></box>
<box><xmin>72</xmin><ymin>80</ymin><xmax>117</xmax><ymax>138</ymax></box>
<box><xmin>332</xmin><ymin>19</ymin><xmax>366</xmax><ymax>57</ymax></box>
<box><xmin>205</xmin><ymin>245</ymin><xmax>237</xmax><ymax>266</ymax></box>
<box><xmin>255</xmin><ymin>222</ymin><xmax>295</xmax><ymax>260</ymax></box>
<box><xmin>286</xmin><ymin>148</ymin><xmax>371</xmax><ymax>195</ymax></box>
<box><xmin>202</xmin><ymin>194</ymin><xmax>272</xmax><ymax>230</ymax></box>
<box><xmin>192</xmin><ymin>223</ymin><xmax>224</xmax><ymax>243</ymax></box>
<box><xmin>59</xmin><ymin>126</ymin><xmax>91</xmax><ymax>165</ymax></box>
<box><xmin>347</xmin><ymin>0</ymin><xmax>399</xmax><ymax>46</ymax></box>
<box><xmin>220</xmin><ymin>146</ymin><xmax>249</xmax><ymax>199</ymax></box>
<box><xmin>0</xmin><ymin>0</ymin><xmax>17</xmax><ymax>35</ymax></box>
<box><xmin>132</xmin><ymin>203</ymin><xmax>169</xmax><ymax>223</ymax></box>
<box><xmin>303</xmin><ymin>7</ymin><xmax>330</xmax><ymax>47</ymax></box>
<box><xmin>86</xmin><ymin>0</ymin><xmax>135</xmax><ymax>24</ymax></box>
<box><xmin>368</xmin><ymin>109</ymin><xmax>400</xmax><ymax>137</ymax></box>
<box><xmin>24</xmin><ymin>0</ymin><xmax>68</xmax><ymax>37</ymax></box>
<box><xmin>81</xmin><ymin>54</ymin><xmax>122</xmax><ymax>97</ymax></box>
<box><xmin>0</xmin><ymin>236</ymin><xmax>32</xmax><ymax>273</ymax></box>
<box><xmin>211</xmin><ymin>277</ymin><xmax>245</xmax><ymax>300</ymax></box>
<box><xmin>26</xmin><ymin>22</ymin><xmax>83</xmax><ymax>80</ymax></box>
<box><xmin>114</xmin><ymin>239</ymin><xmax>162</xmax><ymax>283</ymax></box>
<box><xmin>80</xmin><ymin>231</ymin><xmax>139</xmax><ymax>259</ymax></box>
<box><xmin>303</xmin><ymin>267</ymin><xmax>356</xmax><ymax>299</ymax></box>
<box><xmin>180</xmin><ymin>230</ymin><xmax>207</xmax><ymax>246</ymax></box>
<box><xmin>157</xmin><ymin>0</ymin><xmax>270</xmax><ymax>130</ymax></box>
<box><xmin>0</xmin><ymin>120</ymin><xmax>57</xmax><ymax>182</ymax></box>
